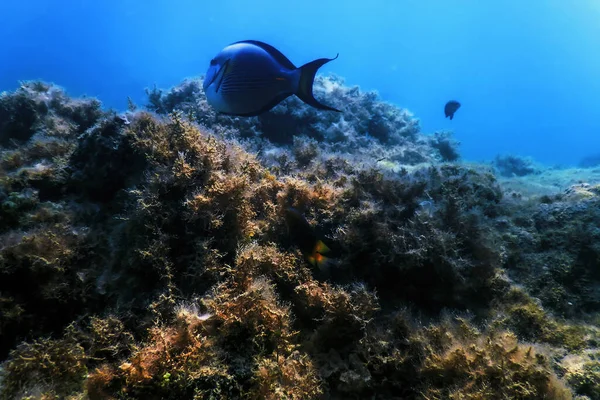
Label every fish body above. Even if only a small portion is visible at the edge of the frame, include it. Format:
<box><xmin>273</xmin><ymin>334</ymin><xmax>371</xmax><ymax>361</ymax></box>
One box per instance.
<box><xmin>444</xmin><ymin>100</ymin><xmax>461</xmax><ymax>120</ymax></box>
<box><xmin>284</xmin><ymin>207</ymin><xmax>334</xmax><ymax>270</ymax></box>
<box><xmin>203</xmin><ymin>40</ymin><xmax>340</xmax><ymax>116</ymax></box>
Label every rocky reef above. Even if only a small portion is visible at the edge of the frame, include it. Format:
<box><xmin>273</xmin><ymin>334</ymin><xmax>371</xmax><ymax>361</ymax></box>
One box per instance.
<box><xmin>0</xmin><ymin>78</ymin><xmax>599</xmax><ymax>399</ymax></box>
<box><xmin>493</xmin><ymin>154</ymin><xmax>539</xmax><ymax>178</ymax></box>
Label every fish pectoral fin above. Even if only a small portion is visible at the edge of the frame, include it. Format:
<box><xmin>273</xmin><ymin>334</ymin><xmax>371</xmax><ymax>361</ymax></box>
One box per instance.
<box><xmin>215</xmin><ymin>59</ymin><xmax>231</xmax><ymax>93</ymax></box>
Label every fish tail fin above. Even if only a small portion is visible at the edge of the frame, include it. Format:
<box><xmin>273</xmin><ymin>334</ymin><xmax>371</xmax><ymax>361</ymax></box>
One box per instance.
<box><xmin>314</xmin><ymin>240</ymin><xmax>330</xmax><ymax>254</ymax></box>
<box><xmin>316</xmin><ymin>254</ymin><xmax>337</xmax><ymax>271</ymax></box>
<box><xmin>296</xmin><ymin>55</ymin><xmax>341</xmax><ymax>112</ymax></box>
<box><xmin>307</xmin><ymin>240</ymin><xmax>337</xmax><ymax>271</ymax></box>
<box><xmin>449</xmin><ymin>114</ymin><xmax>454</xmax><ymax>120</ymax></box>
<box><xmin>307</xmin><ymin>253</ymin><xmax>337</xmax><ymax>272</ymax></box>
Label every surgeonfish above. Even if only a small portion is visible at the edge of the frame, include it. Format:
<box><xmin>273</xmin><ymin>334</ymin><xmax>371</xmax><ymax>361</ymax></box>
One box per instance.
<box><xmin>203</xmin><ymin>40</ymin><xmax>341</xmax><ymax>116</ymax></box>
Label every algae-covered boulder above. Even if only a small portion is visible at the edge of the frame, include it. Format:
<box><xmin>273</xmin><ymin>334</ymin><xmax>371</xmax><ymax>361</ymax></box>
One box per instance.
<box><xmin>502</xmin><ymin>185</ymin><xmax>600</xmax><ymax>318</ymax></box>
<box><xmin>146</xmin><ymin>75</ymin><xmax>421</xmax><ymax>145</ymax></box>
<box><xmin>0</xmin><ymin>80</ymin><xmax>598</xmax><ymax>399</ymax></box>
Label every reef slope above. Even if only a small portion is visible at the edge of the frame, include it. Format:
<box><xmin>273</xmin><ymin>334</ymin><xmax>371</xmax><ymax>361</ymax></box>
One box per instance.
<box><xmin>0</xmin><ymin>79</ymin><xmax>599</xmax><ymax>399</ymax></box>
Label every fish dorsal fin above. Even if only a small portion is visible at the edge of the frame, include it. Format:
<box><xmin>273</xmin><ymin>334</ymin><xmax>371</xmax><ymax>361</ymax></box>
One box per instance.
<box><xmin>232</xmin><ymin>40</ymin><xmax>297</xmax><ymax>70</ymax></box>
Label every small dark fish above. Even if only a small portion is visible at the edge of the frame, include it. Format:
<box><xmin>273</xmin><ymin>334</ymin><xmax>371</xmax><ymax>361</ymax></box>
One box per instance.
<box><xmin>203</xmin><ymin>40</ymin><xmax>341</xmax><ymax>116</ymax></box>
<box><xmin>284</xmin><ymin>207</ymin><xmax>334</xmax><ymax>270</ymax></box>
<box><xmin>444</xmin><ymin>100</ymin><xmax>461</xmax><ymax>120</ymax></box>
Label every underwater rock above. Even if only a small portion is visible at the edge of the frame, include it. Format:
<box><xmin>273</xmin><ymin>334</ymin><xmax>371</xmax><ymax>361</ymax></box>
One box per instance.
<box><xmin>494</xmin><ymin>153</ymin><xmax>538</xmax><ymax>177</ymax></box>
<box><xmin>429</xmin><ymin>130</ymin><xmax>461</xmax><ymax>162</ymax></box>
<box><xmin>578</xmin><ymin>152</ymin><xmax>600</xmax><ymax>168</ymax></box>
<box><xmin>0</xmin><ymin>81</ymin><xmax>599</xmax><ymax>398</ymax></box>
<box><xmin>146</xmin><ymin>75</ymin><xmax>424</xmax><ymax>149</ymax></box>
<box><xmin>498</xmin><ymin>181</ymin><xmax>600</xmax><ymax>338</ymax></box>
<box><xmin>67</xmin><ymin>113</ymin><xmax>144</xmax><ymax>203</ymax></box>
<box><xmin>0</xmin><ymin>81</ymin><xmax>102</xmax><ymax>147</ymax></box>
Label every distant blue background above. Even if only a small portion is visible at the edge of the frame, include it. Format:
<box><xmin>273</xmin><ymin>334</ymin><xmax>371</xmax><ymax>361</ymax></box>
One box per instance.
<box><xmin>1</xmin><ymin>0</ymin><xmax>599</xmax><ymax>166</ymax></box>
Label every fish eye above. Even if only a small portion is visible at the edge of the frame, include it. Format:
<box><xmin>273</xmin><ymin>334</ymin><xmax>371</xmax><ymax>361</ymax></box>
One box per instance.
<box><xmin>209</xmin><ymin>58</ymin><xmax>217</xmax><ymax>66</ymax></box>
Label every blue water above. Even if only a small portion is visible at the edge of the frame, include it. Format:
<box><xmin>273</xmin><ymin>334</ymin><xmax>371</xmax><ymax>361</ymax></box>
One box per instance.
<box><xmin>2</xmin><ymin>0</ymin><xmax>600</xmax><ymax>166</ymax></box>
